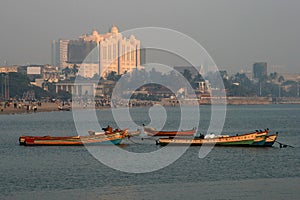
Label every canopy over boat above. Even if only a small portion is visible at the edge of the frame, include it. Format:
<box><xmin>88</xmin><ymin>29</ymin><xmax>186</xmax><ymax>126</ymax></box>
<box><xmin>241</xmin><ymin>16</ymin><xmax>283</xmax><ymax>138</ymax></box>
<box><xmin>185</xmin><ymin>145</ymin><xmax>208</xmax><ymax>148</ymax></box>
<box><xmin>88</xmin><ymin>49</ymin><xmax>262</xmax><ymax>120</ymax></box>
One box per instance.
<box><xmin>143</xmin><ymin>126</ymin><xmax>196</xmax><ymax>137</ymax></box>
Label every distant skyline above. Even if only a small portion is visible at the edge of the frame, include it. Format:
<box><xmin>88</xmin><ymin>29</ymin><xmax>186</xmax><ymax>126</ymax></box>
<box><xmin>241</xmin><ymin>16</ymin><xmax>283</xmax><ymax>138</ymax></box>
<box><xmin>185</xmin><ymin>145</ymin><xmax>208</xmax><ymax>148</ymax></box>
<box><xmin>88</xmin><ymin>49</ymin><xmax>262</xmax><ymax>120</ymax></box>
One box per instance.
<box><xmin>0</xmin><ymin>0</ymin><xmax>299</xmax><ymax>73</ymax></box>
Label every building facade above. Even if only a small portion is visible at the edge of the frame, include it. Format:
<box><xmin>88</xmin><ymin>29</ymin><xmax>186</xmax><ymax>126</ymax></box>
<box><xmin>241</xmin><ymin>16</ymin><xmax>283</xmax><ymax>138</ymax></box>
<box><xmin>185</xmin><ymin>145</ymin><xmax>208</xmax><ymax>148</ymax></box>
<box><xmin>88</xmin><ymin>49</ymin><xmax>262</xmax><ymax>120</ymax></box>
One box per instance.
<box><xmin>51</xmin><ymin>39</ymin><xmax>70</xmax><ymax>68</ymax></box>
<box><xmin>55</xmin><ymin>79</ymin><xmax>115</xmax><ymax>98</ymax></box>
<box><xmin>59</xmin><ymin>39</ymin><xmax>70</xmax><ymax>68</ymax></box>
<box><xmin>253</xmin><ymin>62</ymin><xmax>267</xmax><ymax>80</ymax></box>
<box><xmin>51</xmin><ymin>40</ymin><xmax>59</xmax><ymax>66</ymax></box>
<box><xmin>69</xmin><ymin>26</ymin><xmax>141</xmax><ymax>78</ymax></box>
<box><xmin>52</xmin><ymin>25</ymin><xmax>141</xmax><ymax>78</ymax></box>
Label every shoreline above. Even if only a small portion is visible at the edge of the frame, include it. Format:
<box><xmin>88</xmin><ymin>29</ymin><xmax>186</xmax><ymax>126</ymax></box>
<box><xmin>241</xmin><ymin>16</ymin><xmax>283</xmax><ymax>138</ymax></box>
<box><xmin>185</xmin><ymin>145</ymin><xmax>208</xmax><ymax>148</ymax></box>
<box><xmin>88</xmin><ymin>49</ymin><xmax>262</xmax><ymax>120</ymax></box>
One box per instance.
<box><xmin>1</xmin><ymin>101</ymin><xmax>300</xmax><ymax>115</ymax></box>
<box><xmin>0</xmin><ymin>102</ymin><xmax>60</xmax><ymax>115</ymax></box>
<box><xmin>0</xmin><ymin>102</ymin><xmax>113</xmax><ymax>115</ymax></box>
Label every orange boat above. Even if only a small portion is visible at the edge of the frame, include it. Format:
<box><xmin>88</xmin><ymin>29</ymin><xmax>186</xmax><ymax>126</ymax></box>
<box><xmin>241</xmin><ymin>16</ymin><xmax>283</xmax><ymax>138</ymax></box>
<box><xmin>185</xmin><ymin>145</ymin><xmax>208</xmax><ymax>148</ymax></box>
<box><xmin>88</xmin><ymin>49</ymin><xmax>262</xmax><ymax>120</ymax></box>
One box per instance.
<box><xmin>264</xmin><ymin>133</ymin><xmax>278</xmax><ymax>147</ymax></box>
<box><xmin>19</xmin><ymin>129</ymin><xmax>127</xmax><ymax>146</ymax></box>
<box><xmin>157</xmin><ymin>130</ymin><xmax>268</xmax><ymax>146</ymax></box>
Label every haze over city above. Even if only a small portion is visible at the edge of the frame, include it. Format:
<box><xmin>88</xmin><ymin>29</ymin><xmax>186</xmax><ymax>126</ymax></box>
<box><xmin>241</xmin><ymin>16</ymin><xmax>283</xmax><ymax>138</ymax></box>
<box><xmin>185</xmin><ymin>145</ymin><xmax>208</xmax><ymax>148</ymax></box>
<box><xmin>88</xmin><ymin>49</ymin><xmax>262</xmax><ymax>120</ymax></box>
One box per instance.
<box><xmin>0</xmin><ymin>0</ymin><xmax>299</xmax><ymax>73</ymax></box>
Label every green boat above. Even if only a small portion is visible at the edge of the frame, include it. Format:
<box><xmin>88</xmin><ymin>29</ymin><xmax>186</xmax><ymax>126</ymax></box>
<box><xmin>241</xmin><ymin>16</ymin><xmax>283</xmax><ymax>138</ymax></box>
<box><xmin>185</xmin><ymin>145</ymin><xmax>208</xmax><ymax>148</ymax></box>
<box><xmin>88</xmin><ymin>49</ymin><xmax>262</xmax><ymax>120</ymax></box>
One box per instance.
<box><xmin>157</xmin><ymin>131</ymin><xmax>267</xmax><ymax>146</ymax></box>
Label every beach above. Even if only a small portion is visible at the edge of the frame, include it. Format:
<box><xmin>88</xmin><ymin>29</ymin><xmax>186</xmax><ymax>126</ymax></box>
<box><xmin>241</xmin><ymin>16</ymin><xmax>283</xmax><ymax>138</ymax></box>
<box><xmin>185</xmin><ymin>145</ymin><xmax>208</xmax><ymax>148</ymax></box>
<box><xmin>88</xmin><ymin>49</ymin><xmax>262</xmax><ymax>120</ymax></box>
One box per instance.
<box><xmin>0</xmin><ymin>102</ymin><xmax>60</xmax><ymax>115</ymax></box>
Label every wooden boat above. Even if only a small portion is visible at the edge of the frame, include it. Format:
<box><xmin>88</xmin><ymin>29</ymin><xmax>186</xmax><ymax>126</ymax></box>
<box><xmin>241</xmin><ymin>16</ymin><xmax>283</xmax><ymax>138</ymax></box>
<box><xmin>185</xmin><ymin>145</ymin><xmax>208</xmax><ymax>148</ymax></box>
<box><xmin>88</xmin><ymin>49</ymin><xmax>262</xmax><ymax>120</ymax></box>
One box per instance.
<box><xmin>19</xmin><ymin>135</ymin><xmax>79</xmax><ymax>145</ymax></box>
<box><xmin>157</xmin><ymin>131</ymin><xmax>268</xmax><ymax>146</ymax></box>
<box><xmin>19</xmin><ymin>130</ymin><xmax>127</xmax><ymax>146</ymax></box>
<box><xmin>250</xmin><ymin>130</ymin><xmax>269</xmax><ymax>146</ymax></box>
<box><xmin>143</xmin><ymin>127</ymin><xmax>196</xmax><ymax>137</ymax></box>
<box><xmin>264</xmin><ymin>133</ymin><xmax>278</xmax><ymax>147</ymax></box>
<box><xmin>58</xmin><ymin>104</ymin><xmax>71</xmax><ymax>111</ymax></box>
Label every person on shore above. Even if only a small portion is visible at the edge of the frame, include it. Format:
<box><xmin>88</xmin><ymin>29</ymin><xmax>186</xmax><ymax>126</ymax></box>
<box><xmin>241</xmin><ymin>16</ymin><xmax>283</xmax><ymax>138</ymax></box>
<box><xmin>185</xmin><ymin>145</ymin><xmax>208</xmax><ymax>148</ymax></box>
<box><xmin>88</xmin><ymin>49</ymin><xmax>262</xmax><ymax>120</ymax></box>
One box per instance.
<box><xmin>33</xmin><ymin>105</ymin><xmax>37</xmax><ymax>112</ymax></box>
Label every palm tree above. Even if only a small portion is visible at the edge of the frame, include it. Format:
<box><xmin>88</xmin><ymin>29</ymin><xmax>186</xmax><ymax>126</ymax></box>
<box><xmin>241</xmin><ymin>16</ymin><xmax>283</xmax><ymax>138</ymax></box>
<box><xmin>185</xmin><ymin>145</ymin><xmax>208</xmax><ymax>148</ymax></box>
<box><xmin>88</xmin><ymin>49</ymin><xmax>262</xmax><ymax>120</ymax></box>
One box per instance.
<box><xmin>278</xmin><ymin>75</ymin><xmax>285</xmax><ymax>83</ymax></box>
<box><xmin>269</xmin><ymin>72</ymin><xmax>278</xmax><ymax>82</ymax></box>
<box><xmin>106</xmin><ymin>71</ymin><xmax>120</xmax><ymax>81</ymax></box>
<box><xmin>182</xmin><ymin>69</ymin><xmax>192</xmax><ymax>83</ymax></box>
<box><xmin>278</xmin><ymin>75</ymin><xmax>285</xmax><ymax>98</ymax></box>
<box><xmin>71</xmin><ymin>64</ymin><xmax>79</xmax><ymax>76</ymax></box>
<box><xmin>62</xmin><ymin>67</ymin><xmax>72</xmax><ymax>79</ymax></box>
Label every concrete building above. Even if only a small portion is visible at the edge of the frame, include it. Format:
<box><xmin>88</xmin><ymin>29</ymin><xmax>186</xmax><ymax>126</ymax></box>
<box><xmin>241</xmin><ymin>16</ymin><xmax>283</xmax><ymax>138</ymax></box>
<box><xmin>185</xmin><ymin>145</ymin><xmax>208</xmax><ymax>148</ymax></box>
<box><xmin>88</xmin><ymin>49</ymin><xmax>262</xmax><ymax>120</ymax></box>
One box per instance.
<box><xmin>59</xmin><ymin>39</ymin><xmax>70</xmax><ymax>68</ymax></box>
<box><xmin>42</xmin><ymin>65</ymin><xmax>60</xmax><ymax>82</ymax></box>
<box><xmin>253</xmin><ymin>62</ymin><xmax>267</xmax><ymax>80</ymax></box>
<box><xmin>55</xmin><ymin>79</ymin><xmax>115</xmax><ymax>98</ymax></box>
<box><xmin>51</xmin><ymin>40</ymin><xmax>59</xmax><ymax>66</ymax></box>
<box><xmin>51</xmin><ymin>39</ymin><xmax>70</xmax><ymax>68</ymax></box>
<box><xmin>55</xmin><ymin>80</ymin><xmax>97</xmax><ymax>96</ymax></box>
<box><xmin>0</xmin><ymin>66</ymin><xmax>18</xmax><ymax>73</ymax></box>
<box><xmin>68</xmin><ymin>25</ymin><xmax>141</xmax><ymax>78</ymax></box>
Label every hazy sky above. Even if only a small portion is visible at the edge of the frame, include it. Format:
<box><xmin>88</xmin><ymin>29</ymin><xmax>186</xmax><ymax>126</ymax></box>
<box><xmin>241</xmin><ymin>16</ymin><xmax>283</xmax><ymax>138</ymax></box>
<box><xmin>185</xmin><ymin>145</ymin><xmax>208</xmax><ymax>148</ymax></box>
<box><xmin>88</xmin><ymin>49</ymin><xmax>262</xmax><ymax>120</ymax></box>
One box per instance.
<box><xmin>0</xmin><ymin>0</ymin><xmax>299</xmax><ymax>73</ymax></box>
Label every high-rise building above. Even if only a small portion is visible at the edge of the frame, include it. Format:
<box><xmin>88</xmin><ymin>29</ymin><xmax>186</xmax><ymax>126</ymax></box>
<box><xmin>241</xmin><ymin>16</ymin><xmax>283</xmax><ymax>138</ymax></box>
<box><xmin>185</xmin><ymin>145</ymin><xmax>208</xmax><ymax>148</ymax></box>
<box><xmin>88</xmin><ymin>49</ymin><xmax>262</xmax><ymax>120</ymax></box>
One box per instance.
<box><xmin>51</xmin><ymin>39</ymin><xmax>70</xmax><ymax>68</ymax></box>
<box><xmin>140</xmin><ymin>48</ymin><xmax>146</xmax><ymax>65</ymax></box>
<box><xmin>51</xmin><ymin>40</ymin><xmax>60</xmax><ymax>66</ymax></box>
<box><xmin>52</xmin><ymin>25</ymin><xmax>141</xmax><ymax>78</ymax></box>
<box><xmin>68</xmin><ymin>25</ymin><xmax>141</xmax><ymax>78</ymax></box>
<box><xmin>253</xmin><ymin>62</ymin><xmax>267</xmax><ymax>80</ymax></box>
<box><xmin>59</xmin><ymin>39</ymin><xmax>70</xmax><ymax>68</ymax></box>
<box><xmin>68</xmin><ymin>40</ymin><xmax>97</xmax><ymax>64</ymax></box>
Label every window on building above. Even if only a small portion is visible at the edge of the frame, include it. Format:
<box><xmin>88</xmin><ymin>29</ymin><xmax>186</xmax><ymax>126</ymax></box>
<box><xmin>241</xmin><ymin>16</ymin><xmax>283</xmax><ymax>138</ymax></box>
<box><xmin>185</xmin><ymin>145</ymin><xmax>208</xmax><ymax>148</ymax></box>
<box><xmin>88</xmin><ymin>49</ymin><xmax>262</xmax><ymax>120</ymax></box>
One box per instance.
<box><xmin>103</xmin><ymin>47</ymin><xmax>107</xmax><ymax>59</ymax></box>
<box><xmin>127</xmin><ymin>47</ymin><xmax>130</xmax><ymax>61</ymax></box>
<box><xmin>108</xmin><ymin>45</ymin><xmax>111</xmax><ymax>60</ymax></box>
<box><xmin>131</xmin><ymin>50</ymin><xmax>134</xmax><ymax>61</ymax></box>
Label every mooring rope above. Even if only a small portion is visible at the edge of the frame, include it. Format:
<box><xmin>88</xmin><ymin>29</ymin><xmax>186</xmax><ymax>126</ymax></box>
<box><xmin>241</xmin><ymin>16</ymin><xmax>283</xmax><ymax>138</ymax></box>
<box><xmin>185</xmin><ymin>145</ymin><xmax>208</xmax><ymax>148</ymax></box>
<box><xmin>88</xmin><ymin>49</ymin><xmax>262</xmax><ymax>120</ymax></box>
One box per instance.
<box><xmin>275</xmin><ymin>141</ymin><xmax>294</xmax><ymax>148</ymax></box>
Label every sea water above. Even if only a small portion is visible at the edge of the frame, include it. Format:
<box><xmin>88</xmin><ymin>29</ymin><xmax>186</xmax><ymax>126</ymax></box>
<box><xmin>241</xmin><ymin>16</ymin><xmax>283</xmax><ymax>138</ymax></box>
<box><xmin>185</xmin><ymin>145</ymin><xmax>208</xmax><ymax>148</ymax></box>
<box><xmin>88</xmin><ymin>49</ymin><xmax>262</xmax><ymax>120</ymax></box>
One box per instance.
<box><xmin>0</xmin><ymin>104</ymin><xmax>299</xmax><ymax>199</ymax></box>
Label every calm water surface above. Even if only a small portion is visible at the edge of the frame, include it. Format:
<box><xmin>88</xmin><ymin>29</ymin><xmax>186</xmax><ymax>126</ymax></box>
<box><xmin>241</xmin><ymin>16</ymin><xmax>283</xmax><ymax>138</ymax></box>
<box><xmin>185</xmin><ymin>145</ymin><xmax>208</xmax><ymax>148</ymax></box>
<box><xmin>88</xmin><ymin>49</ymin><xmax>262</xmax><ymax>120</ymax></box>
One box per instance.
<box><xmin>0</xmin><ymin>104</ymin><xmax>299</xmax><ymax>199</ymax></box>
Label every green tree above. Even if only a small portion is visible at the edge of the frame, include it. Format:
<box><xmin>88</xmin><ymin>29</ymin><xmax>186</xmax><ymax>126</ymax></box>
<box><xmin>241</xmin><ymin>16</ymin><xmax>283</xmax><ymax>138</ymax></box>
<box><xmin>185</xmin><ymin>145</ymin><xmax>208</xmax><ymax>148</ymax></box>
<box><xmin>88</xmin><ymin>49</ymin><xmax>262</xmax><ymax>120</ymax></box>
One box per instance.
<box><xmin>72</xmin><ymin>64</ymin><xmax>79</xmax><ymax>75</ymax></box>
<box><xmin>278</xmin><ymin>75</ymin><xmax>285</xmax><ymax>83</ymax></box>
<box><xmin>191</xmin><ymin>73</ymin><xmax>205</xmax><ymax>89</ymax></box>
<box><xmin>182</xmin><ymin>69</ymin><xmax>192</xmax><ymax>83</ymax></box>
<box><xmin>106</xmin><ymin>71</ymin><xmax>120</xmax><ymax>81</ymax></box>
<box><xmin>227</xmin><ymin>73</ymin><xmax>256</xmax><ymax>96</ymax></box>
<box><xmin>62</xmin><ymin>67</ymin><xmax>72</xmax><ymax>79</ymax></box>
<box><xmin>269</xmin><ymin>72</ymin><xmax>278</xmax><ymax>82</ymax></box>
<box><xmin>0</xmin><ymin>72</ymin><xmax>52</xmax><ymax>99</ymax></box>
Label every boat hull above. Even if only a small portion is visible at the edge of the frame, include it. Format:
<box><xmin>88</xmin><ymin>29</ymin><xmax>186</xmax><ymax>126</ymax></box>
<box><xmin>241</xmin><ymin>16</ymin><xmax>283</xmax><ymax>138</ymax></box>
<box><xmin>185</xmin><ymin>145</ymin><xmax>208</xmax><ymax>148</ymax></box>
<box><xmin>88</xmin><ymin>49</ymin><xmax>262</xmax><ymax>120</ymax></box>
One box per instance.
<box><xmin>263</xmin><ymin>133</ymin><xmax>278</xmax><ymax>147</ymax></box>
<box><xmin>19</xmin><ymin>131</ymin><xmax>126</xmax><ymax>146</ymax></box>
<box><xmin>24</xmin><ymin>138</ymin><xmax>123</xmax><ymax>146</ymax></box>
<box><xmin>157</xmin><ymin>131</ymin><xmax>268</xmax><ymax>147</ymax></box>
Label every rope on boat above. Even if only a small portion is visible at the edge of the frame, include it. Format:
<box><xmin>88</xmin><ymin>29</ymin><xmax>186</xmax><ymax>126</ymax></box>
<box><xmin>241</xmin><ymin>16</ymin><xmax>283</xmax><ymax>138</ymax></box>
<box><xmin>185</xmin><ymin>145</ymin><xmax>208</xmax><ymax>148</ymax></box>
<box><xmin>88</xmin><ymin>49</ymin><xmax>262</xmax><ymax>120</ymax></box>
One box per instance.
<box><xmin>275</xmin><ymin>141</ymin><xmax>294</xmax><ymax>148</ymax></box>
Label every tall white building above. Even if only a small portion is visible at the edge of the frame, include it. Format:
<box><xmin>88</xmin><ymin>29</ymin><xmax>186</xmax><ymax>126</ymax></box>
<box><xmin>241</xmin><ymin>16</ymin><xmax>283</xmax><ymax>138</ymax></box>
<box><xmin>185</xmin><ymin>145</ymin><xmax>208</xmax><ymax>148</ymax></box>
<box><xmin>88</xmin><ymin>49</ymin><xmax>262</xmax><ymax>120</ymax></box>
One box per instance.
<box><xmin>52</xmin><ymin>25</ymin><xmax>141</xmax><ymax>78</ymax></box>
<box><xmin>71</xmin><ymin>25</ymin><xmax>141</xmax><ymax>78</ymax></box>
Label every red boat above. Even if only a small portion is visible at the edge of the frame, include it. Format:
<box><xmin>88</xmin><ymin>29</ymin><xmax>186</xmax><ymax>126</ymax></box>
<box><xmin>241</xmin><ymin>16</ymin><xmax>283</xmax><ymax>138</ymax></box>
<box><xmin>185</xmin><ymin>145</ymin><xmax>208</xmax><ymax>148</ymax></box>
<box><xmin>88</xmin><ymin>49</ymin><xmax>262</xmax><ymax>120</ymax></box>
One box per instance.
<box><xmin>19</xmin><ymin>127</ymin><xmax>127</xmax><ymax>146</ymax></box>
<box><xmin>19</xmin><ymin>135</ymin><xmax>79</xmax><ymax>145</ymax></box>
<box><xmin>143</xmin><ymin>127</ymin><xmax>196</xmax><ymax>137</ymax></box>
